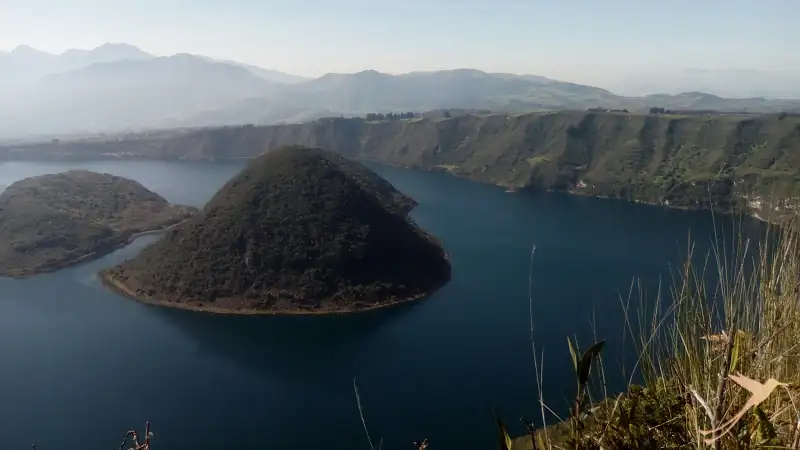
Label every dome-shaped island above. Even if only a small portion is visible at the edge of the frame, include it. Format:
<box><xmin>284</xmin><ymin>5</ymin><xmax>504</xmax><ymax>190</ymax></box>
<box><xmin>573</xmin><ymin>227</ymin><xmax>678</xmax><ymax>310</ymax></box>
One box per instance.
<box><xmin>101</xmin><ymin>146</ymin><xmax>451</xmax><ymax>314</ymax></box>
<box><xmin>0</xmin><ymin>170</ymin><xmax>195</xmax><ymax>278</ymax></box>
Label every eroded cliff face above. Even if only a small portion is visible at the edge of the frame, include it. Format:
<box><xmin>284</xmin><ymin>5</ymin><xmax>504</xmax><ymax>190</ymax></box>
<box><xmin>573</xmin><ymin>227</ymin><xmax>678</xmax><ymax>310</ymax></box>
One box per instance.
<box><xmin>5</xmin><ymin>111</ymin><xmax>800</xmax><ymax>217</ymax></box>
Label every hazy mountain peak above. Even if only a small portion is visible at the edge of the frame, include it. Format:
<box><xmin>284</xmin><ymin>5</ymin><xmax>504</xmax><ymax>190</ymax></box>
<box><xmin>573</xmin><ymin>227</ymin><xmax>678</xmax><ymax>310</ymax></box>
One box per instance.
<box><xmin>353</xmin><ymin>69</ymin><xmax>388</xmax><ymax>78</ymax></box>
<box><xmin>316</xmin><ymin>70</ymin><xmax>388</xmax><ymax>82</ymax></box>
<box><xmin>401</xmin><ymin>68</ymin><xmax>488</xmax><ymax>78</ymax></box>
<box><xmin>491</xmin><ymin>72</ymin><xmax>554</xmax><ymax>83</ymax></box>
<box><xmin>678</xmin><ymin>92</ymin><xmax>723</xmax><ymax>99</ymax></box>
<box><xmin>318</xmin><ymin>72</ymin><xmax>344</xmax><ymax>79</ymax></box>
<box><xmin>0</xmin><ymin>42</ymin><xmax>155</xmax><ymax>88</ymax></box>
<box><xmin>11</xmin><ymin>45</ymin><xmax>46</xmax><ymax>55</ymax></box>
<box><xmin>165</xmin><ymin>53</ymin><xmax>205</xmax><ymax>65</ymax></box>
<box><xmin>89</xmin><ymin>43</ymin><xmax>152</xmax><ymax>59</ymax></box>
<box><xmin>193</xmin><ymin>55</ymin><xmax>309</xmax><ymax>84</ymax></box>
<box><xmin>49</xmin><ymin>53</ymin><xmax>271</xmax><ymax>82</ymax></box>
<box><xmin>446</xmin><ymin>68</ymin><xmax>489</xmax><ymax>75</ymax></box>
<box><xmin>93</xmin><ymin>42</ymin><xmax>140</xmax><ymax>51</ymax></box>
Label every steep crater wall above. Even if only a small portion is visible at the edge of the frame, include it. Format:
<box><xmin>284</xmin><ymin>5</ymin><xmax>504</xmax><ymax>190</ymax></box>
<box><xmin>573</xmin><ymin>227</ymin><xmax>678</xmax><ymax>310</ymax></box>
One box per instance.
<box><xmin>5</xmin><ymin>111</ymin><xmax>800</xmax><ymax>217</ymax></box>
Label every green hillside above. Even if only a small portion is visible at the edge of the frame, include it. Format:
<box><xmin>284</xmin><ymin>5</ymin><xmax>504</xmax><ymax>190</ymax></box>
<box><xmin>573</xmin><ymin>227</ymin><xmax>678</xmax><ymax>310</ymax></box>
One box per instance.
<box><xmin>9</xmin><ymin>111</ymin><xmax>800</xmax><ymax>218</ymax></box>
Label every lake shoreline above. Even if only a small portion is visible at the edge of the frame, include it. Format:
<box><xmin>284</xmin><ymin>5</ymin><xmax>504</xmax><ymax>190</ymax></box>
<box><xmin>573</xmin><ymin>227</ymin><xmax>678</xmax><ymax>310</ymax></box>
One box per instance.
<box><xmin>358</xmin><ymin>158</ymin><xmax>779</xmax><ymax>224</ymax></box>
<box><xmin>0</xmin><ymin>154</ymin><xmax>778</xmax><ymax>223</ymax></box>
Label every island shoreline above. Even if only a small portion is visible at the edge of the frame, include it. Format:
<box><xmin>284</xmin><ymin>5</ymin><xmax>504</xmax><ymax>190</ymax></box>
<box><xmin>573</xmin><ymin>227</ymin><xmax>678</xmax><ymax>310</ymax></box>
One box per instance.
<box><xmin>98</xmin><ymin>270</ymin><xmax>447</xmax><ymax>316</ymax></box>
<box><xmin>0</xmin><ymin>153</ymin><xmax>778</xmax><ymax>224</ymax></box>
<box><xmin>1</xmin><ymin>218</ymin><xmax>191</xmax><ymax>280</ymax></box>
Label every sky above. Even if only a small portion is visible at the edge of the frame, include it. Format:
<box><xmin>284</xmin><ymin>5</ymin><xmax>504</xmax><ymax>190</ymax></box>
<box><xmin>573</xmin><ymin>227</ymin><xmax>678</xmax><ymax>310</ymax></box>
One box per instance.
<box><xmin>1</xmin><ymin>0</ymin><xmax>798</xmax><ymax>86</ymax></box>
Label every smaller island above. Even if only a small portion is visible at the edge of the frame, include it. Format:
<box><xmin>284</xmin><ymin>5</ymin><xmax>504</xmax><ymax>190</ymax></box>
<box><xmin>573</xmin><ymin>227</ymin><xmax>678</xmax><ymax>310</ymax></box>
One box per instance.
<box><xmin>0</xmin><ymin>170</ymin><xmax>196</xmax><ymax>278</ymax></box>
<box><xmin>101</xmin><ymin>146</ymin><xmax>452</xmax><ymax>314</ymax></box>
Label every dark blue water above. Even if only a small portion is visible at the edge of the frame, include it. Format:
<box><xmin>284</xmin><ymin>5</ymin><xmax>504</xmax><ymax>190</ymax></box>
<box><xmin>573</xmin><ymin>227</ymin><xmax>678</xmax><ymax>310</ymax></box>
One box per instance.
<box><xmin>0</xmin><ymin>160</ymin><xmax>764</xmax><ymax>450</ymax></box>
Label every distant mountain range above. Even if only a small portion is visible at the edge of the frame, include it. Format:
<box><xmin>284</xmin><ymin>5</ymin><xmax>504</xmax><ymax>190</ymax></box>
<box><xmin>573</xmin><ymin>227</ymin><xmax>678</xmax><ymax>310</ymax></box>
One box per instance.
<box><xmin>0</xmin><ymin>43</ymin><xmax>153</xmax><ymax>85</ymax></box>
<box><xmin>0</xmin><ymin>43</ymin><xmax>306</xmax><ymax>85</ymax></box>
<box><xmin>607</xmin><ymin>68</ymin><xmax>800</xmax><ymax>99</ymax></box>
<box><xmin>1</xmin><ymin>43</ymin><xmax>799</xmax><ymax>140</ymax></box>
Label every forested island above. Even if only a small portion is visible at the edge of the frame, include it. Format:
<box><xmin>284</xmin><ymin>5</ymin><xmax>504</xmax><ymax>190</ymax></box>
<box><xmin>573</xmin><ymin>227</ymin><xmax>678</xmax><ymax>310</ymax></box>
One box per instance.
<box><xmin>100</xmin><ymin>146</ymin><xmax>451</xmax><ymax>314</ymax></box>
<box><xmin>0</xmin><ymin>170</ymin><xmax>195</xmax><ymax>277</ymax></box>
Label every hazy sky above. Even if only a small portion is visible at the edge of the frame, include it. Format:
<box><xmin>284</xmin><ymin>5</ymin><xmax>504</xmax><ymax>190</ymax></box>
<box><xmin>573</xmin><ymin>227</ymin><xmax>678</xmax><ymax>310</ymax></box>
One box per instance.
<box><xmin>1</xmin><ymin>0</ymin><xmax>798</xmax><ymax>85</ymax></box>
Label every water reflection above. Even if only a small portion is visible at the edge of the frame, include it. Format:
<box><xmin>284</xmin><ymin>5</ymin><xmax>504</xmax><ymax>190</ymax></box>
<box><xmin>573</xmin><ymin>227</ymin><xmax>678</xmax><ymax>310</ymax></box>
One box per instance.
<box><xmin>151</xmin><ymin>299</ymin><xmax>422</xmax><ymax>385</ymax></box>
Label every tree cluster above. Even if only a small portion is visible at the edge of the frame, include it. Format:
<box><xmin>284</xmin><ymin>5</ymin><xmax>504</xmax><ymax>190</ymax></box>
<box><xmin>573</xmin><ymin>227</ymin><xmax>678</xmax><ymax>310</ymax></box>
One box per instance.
<box><xmin>365</xmin><ymin>112</ymin><xmax>415</xmax><ymax>121</ymax></box>
<box><xmin>649</xmin><ymin>107</ymin><xmax>674</xmax><ymax>114</ymax></box>
<box><xmin>586</xmin><ymin>107</ymin><xmax>629</xmax><ymax>113</ymax></box>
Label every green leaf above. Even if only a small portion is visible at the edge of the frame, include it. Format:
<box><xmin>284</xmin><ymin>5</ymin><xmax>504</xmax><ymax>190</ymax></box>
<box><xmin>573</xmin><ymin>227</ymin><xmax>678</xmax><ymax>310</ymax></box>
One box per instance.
<box><xmin>493</xmin><ymin>410</ymin><xmax>513</xmax><ymax>450</ymax></box>
<box><xmin>753</xmin><ymin>405</ymin><xmax>778</xmax><ymax>444</ymax></box>
<box><xmin>576</xmin><ymin>340</ymin><xmax>606</xmax><ymax>388</ymax></box>
<box><xmin>567</xmin><ymin>337</ymin><xmax>579</xmax><ymax>375</ymax></box>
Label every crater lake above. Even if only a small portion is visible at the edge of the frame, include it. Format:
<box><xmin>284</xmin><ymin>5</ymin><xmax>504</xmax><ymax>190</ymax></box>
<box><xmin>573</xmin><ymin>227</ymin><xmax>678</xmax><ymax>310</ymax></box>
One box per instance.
<box><xmin>0</xmin><ymin>159</ymin><xmax>763</xmax><ymax>450</ymax></box>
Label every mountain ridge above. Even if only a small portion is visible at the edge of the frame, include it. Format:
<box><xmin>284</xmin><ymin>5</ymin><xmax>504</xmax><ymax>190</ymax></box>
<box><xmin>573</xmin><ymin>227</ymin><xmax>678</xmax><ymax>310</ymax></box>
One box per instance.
<box><xmin>0</xmin><ymin>43</ymin><xmax>303</xmax><ymax>87</ymax></box>
<box><xmin>3</xmin><ymin>43</ymin><xmax>800</xmax><ymax>140</ymax></box>
<box><xmin>6</xmin><ymin>110</ymin><xmax>800</xmax><ymax>222</ymax></box>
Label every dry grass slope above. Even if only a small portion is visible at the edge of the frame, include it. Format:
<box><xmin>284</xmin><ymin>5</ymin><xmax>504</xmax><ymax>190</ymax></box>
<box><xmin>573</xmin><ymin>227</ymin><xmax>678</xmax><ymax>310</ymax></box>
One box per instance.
<box><xmin>501</xmin><ymin>213</ymin><xmax>800</xmax><ymax>449</ymax></box>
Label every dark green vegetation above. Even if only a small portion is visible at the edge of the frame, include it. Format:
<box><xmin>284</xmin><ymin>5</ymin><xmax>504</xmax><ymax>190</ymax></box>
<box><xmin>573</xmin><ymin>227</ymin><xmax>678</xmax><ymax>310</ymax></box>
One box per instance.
<box><xmin>101</xmin><ymin>146</ymin><xmax>451</xmax><ymax>314</ymax></box>
<box><xmin>364</xmin><ymin>112</ymin><xmax>416</xmax><ymax>121</ymax></box>
<box><xmin>0</xmin><ymin>170</ymin><xmax>195</xmax><ymax>277</ymax></box>
<box><xmin>10</xmin><ymin>111</ymin><xmax>800</xmax><ymax>218</ymax></box>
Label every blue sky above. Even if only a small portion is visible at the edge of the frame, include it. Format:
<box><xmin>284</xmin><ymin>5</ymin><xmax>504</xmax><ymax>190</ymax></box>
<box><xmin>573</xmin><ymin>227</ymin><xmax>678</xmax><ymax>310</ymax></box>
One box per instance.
<box><xmin>1</xmin><ymin>0</ymin><xmax>797</xmax><ymax>84</ymax></box>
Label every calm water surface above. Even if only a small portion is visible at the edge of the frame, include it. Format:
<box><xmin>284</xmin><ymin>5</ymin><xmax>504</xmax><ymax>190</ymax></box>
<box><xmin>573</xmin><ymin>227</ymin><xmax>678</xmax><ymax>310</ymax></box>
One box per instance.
<box><xmin>0</xmin><ymin>160</ymin><xmax>763</xmax><ymax>450</ymax></box>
